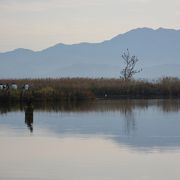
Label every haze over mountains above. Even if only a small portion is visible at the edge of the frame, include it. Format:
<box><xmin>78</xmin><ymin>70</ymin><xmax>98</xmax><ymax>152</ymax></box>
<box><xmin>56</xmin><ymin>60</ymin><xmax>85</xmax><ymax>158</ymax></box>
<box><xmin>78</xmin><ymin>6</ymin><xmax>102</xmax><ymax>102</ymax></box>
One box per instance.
<box><xmin>0</xmin><ymin>27</ymin><xmax>180</xmax><ymax>79</ymax></box>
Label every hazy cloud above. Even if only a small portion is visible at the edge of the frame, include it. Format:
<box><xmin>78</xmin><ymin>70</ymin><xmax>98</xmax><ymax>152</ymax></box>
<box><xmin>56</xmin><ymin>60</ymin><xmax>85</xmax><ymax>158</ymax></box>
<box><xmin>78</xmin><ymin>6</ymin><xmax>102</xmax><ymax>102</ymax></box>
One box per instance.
<box><xmin>0</xmin><ymin>0</ymin><xmax>106</xmax><ymax>12</ymax></box>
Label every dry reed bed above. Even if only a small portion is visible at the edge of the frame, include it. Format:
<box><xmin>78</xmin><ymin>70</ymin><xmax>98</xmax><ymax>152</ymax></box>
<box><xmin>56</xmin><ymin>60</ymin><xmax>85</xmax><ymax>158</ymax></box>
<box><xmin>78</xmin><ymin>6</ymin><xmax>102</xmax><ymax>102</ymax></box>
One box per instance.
<box><xmin>0</xmin><ymin>77</ymin><xmax>180</xmax><ymax>101</ymax></box>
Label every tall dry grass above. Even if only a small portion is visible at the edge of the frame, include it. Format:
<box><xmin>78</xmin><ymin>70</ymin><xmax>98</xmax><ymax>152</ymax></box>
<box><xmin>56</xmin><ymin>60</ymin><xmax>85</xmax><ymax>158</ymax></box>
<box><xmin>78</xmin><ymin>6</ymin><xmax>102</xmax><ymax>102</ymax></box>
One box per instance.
<box><xmin>0</xmin><ymin>77</ymin><xmax>180</xmax><ymax>102</ymax></box>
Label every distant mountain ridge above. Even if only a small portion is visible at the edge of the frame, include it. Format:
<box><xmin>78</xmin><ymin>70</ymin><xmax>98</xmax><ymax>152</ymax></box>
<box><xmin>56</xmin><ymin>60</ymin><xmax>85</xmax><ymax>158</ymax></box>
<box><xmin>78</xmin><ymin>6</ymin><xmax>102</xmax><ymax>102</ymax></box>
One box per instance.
<box><xmin>0</xmin><ymin>27</ymin><xmax>180</xmax><ymax>79</ymax></box>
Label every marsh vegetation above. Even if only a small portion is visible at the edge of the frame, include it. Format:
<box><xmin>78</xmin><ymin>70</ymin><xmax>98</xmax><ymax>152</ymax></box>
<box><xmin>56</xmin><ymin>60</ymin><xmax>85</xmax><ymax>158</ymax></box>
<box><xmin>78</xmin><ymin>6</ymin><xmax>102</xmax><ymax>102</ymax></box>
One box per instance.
<box><xmin>0</xmin><ymin>77</ymin><xmax>180</xmax><ymax>102</ymax></box>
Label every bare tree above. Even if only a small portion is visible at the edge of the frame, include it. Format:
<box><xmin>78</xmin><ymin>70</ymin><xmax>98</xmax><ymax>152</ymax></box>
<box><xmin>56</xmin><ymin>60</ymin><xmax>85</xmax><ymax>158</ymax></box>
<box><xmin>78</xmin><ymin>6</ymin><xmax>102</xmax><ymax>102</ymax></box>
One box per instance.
<box><xmin>120</xmin><ymin>49</ymin><xmax>142</xmax><ymax>80</ymax></box>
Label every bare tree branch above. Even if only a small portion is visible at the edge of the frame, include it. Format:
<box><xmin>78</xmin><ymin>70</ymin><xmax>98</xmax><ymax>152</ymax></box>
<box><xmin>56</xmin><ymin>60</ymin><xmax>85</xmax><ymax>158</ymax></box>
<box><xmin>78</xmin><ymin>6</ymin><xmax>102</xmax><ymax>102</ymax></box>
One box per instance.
<box><xmin>120</xmin><ymin>49</ymin><xmax>142</xmax><ymax>80</ymax></box>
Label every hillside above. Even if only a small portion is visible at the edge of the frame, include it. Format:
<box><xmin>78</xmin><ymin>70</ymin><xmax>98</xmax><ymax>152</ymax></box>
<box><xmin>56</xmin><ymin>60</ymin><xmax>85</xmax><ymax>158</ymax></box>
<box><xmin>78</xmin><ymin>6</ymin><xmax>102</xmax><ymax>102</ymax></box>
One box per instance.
<box><xmin>0</xmin><ymin>27</ymin><xmax>180</xmax><ymax>79</ymax></box>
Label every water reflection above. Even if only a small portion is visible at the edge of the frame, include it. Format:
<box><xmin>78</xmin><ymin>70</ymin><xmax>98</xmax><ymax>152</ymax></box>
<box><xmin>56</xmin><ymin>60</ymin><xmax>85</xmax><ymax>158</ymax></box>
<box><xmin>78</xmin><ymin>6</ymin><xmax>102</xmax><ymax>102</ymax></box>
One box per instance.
<box><xmin>123</xmin><ymin>109</ymin><xmax>136</xmax><ymax>136</ymax></box>
<box><xmin>25</xmin><ymin>104</ymin><xmax>33</xmax><ymax>133</ymax></box>
<box><xmin>0</xmin><ymin>99</ymin><xmax>180</xmax><ymax>151</ymax></box>
<box><xmin>1</xmin><ymin>100</ymin><xmax>180</xmax><ymax>180</ymax></box>
<box><xmin>1</xmin><ymin>99</ymin><xmax>180</xmax><ymax>113</ymax></box>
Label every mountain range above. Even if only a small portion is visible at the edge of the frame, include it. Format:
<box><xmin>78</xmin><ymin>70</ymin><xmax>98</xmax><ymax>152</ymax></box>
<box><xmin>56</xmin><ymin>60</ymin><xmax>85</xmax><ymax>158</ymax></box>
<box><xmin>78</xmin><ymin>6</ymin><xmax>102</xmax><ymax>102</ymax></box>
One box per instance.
<box><xmin>0</xmin><ymin>27</ymin><xmax>180</xmax><ymax>79</ymax></box>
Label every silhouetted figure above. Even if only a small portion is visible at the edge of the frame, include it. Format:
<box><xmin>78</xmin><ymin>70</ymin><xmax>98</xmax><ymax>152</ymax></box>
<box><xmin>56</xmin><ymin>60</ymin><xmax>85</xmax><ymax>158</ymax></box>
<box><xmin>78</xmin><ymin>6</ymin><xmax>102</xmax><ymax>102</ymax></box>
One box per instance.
<box><xmin>25</xmin><ymin>104</ymin><xmax>34</xmax><ymax>133</ymax></box>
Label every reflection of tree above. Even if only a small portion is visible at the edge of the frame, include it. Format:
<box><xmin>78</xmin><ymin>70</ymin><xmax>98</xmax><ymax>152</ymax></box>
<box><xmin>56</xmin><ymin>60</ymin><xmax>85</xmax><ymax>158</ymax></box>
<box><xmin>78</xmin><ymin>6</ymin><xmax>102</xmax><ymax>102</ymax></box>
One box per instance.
<box><xmin>25</xmin><ymin>104</ymin><xmax>33</xmax><ymax>133</ymax></box>
<box><xmin>121</xmin><ymin>104</ymin><xmax>136</xmax><ymax>136</ymax></box>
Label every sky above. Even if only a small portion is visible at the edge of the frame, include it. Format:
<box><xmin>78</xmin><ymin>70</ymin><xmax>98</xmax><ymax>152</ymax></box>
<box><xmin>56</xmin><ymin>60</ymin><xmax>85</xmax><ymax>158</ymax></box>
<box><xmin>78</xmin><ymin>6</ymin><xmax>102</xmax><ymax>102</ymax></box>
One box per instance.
<box><xmin>0</xmin><ymin>0</ymin><xmax>180</xmax><ymax>52</ymax></box>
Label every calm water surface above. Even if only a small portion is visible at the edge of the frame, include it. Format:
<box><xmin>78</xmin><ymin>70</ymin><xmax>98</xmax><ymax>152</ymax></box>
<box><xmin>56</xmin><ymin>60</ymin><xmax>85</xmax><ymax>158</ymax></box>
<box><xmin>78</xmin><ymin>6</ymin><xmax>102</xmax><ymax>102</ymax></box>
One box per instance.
<box><xmin>0</xmin><ymin>100</ymin><xmax>180</xmax><ymax>180</ymax></box>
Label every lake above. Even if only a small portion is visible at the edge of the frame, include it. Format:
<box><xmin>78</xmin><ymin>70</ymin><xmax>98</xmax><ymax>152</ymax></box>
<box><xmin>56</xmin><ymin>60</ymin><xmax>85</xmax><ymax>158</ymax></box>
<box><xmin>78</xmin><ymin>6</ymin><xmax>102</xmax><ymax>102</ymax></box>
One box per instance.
<box><xmin>0</xmin><ymin>99</ymin><xmax>180</xmax><ymax>180</ymax></box>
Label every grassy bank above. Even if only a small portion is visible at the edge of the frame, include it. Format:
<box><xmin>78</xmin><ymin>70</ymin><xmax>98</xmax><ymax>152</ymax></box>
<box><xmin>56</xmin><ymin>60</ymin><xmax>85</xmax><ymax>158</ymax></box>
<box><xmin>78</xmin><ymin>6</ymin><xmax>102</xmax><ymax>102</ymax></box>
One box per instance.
<box><xmin>0</xmin><ymin>77</ymin><xmax>180</xmax><ymax>102</ymax></box>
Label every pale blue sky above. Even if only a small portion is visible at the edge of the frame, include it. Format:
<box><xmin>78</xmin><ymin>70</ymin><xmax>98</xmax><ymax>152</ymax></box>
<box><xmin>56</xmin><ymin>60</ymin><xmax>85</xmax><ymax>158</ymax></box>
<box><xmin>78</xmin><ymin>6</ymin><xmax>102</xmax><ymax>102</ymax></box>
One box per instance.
<box><xmin>0</xmin><ymin>0</ymin><xmax>180</xmax><ymax>52</ymax></box>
